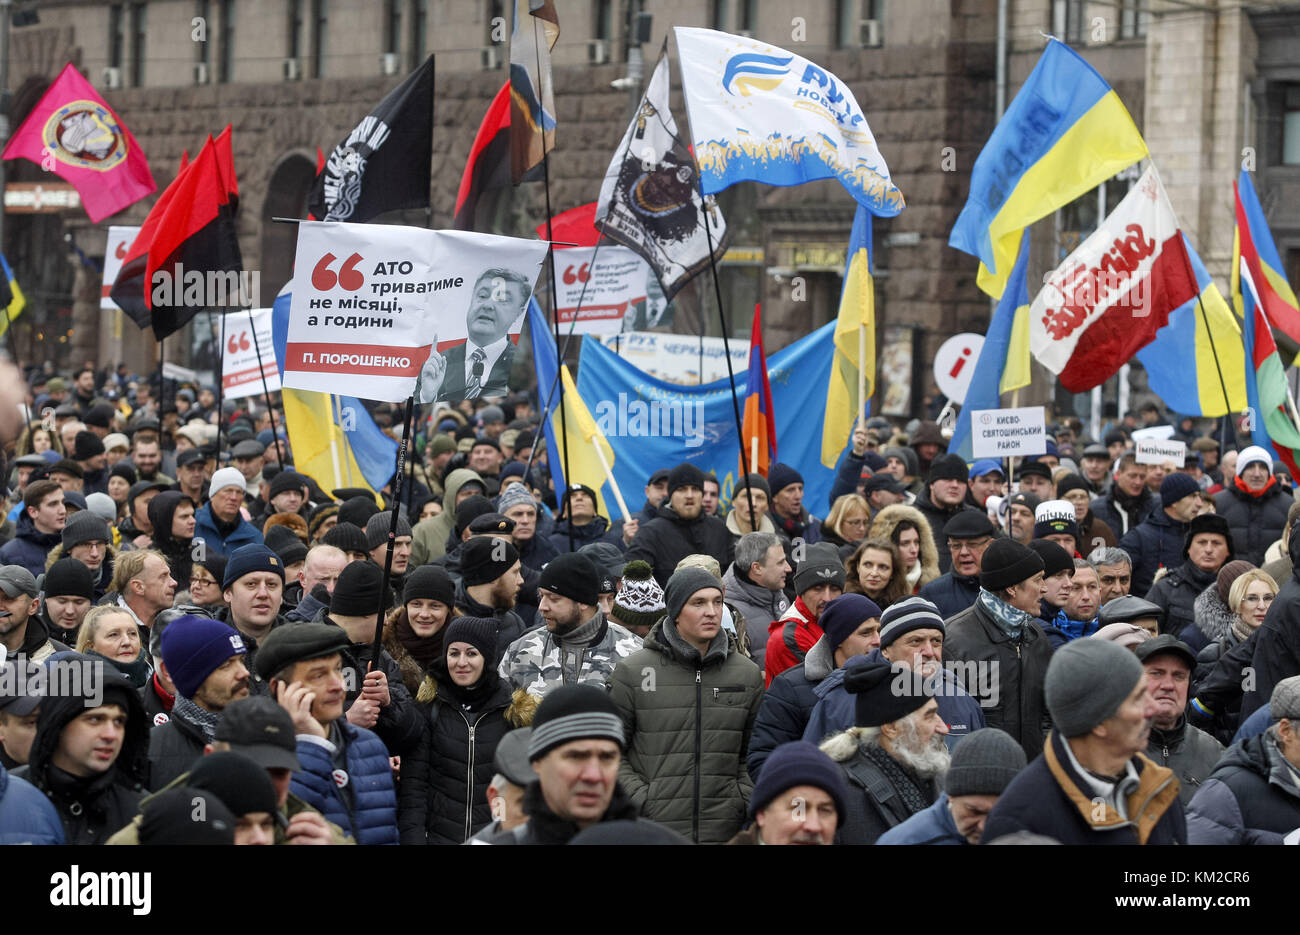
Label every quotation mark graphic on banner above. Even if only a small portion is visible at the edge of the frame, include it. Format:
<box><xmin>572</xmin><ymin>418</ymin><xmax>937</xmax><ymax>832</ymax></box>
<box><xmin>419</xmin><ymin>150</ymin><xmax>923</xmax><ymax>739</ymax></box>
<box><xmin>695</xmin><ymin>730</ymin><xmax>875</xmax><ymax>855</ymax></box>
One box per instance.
<box><xmin>562</xmin><ymin>263</ymin><xmax>591</xmax><ymax>285</ymax></box>
<box><xmin>227</xmin><ymin>331</ymin><xmax>252</xmax><ymax>353</ymax></box>
<box><xmin>312</xmin><ymin>252</ymin><xmax>366</xmax><ymax>291</ymax></box>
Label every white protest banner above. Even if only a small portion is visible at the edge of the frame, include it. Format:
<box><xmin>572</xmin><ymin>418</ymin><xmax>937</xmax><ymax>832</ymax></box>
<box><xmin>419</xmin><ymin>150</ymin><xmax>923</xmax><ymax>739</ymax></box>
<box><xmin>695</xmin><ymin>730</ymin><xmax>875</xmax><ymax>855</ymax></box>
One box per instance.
<box><xmin>222</xmin><ymin>308</ymin><xmax>281</xmax><ymax>400</ymax></box>
<box><xmin>970</xmin><ymin>406</ymin><xmax>1047</xmax><ymax>459</ymax></box>
<box><xmin>553</xmin><ymin>246</ymin><xmax>650</xmax><ymax>335</ymax></box>
<box><xmin>1135</xmin><ymin>438</ymin><xmax>1186</xmax><ymax>466</ymax></box>
<box><xmin>600</xmin><ymin>331</ymin><xmax>749</xmax><ymax>385</ymax></box>
<box><xmin>1131</xmin><ymin>424</ymin><xmax>1175</xmax><ymax>441</ymax></box>
<box><xmin>161</xmin><ymin>361</ymin><xmax>199</xmax><ymax>384</ymax></box>
<box><xmin>102</xmin><ymin>226</ymin><xmax>140</xmax><ymax>311</ymax></box>
<box><xmin>283</xmin><ymin>222</ymin><xmax>548</xmax><ymax>402</ymax></box>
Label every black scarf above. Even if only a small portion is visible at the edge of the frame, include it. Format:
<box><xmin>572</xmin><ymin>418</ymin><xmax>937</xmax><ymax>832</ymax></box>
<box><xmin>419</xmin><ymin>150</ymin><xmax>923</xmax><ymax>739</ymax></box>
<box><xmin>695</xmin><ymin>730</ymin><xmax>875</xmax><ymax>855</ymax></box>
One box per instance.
<box><xmin>85</xmin><ymin>649</ymin><xmax>152</xmax><ymax>690</ymax></box>
<box><xmin>519</xmin><ymin>777</ymin><xmax>639</xmax><ymax>844</ymax></box>
<box><xmin>1111</xmin><ymin>484</ymin><xmax>1150</xmax><ymax>516</ymax></box>
<box><xmin>392</xmin><ymin>609</ymin><xmax>445</xmax><ymax>671</ymax></box>
<box><xmin>862</xmin><ymin>742</ymin><xmax>934</xmax><ymax>817</ymax></box>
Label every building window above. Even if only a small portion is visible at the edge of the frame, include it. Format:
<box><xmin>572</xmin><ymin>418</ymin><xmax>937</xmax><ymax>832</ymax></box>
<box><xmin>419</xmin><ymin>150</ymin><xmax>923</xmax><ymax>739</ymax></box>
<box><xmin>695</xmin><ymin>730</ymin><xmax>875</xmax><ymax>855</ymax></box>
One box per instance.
<box><xmin>1052</xmin><ymin>0</ymin><xmax>1084</xmax><ymax>44</ymax></box>
<box><xmin>594</xmin><ymin>0</ymin><xmax>613</xmax><ymax>40</ymax></box>
<box><xmin>288</xmin><ymin>0</ymin><xmax>303</xmax><ymax>59</ymax></box>
<box><xmin>1283</xmin><ymin>85</ymin><xmax>1300</xmax><ymax>165</ymax></box>
<box><xmin>130</xmin><ymin>3</ymin><xmax>147</xmax><ymax>87</ymax></box>
<box><xmin>109</xmin><ymin>4</ymin><xmax>125</xmax><ymax>70</ymax></box>
<box><xmin>1119</xmin><ymin>0</ymin><xmax>1147</xmax><ymax>39</ymax></box>
<box><xmin>711</xmin><ymin>0</ymin><xmax>728</xmax><ymax>32</ymax></box>
<box><xmin>196</xmin><ymin>0</ymin><xmax>211</xmax><ymax>64</ymax></box>
<box><xmin>311</xmin><ymin>0</ymin><xmax>327</xmax><ymax>78</ymax></box>
<box><xmin>384</xmin><ymin>0</ymin><xmax>401</xmax><ymax>55</ymax></box>
<box><xmin>219</xmin><ymin>0</ymin><xmax>234</xmax><ymax>83</ymax></box>
<box><xmin>738</xmin><ymin>0</ymin><xmax>759</xmax><ymax>33</ymax></box>
<box><xmin>410</xmin><ymin>0</ymin><xmax>427</xmax><ymax>67</ymax></box>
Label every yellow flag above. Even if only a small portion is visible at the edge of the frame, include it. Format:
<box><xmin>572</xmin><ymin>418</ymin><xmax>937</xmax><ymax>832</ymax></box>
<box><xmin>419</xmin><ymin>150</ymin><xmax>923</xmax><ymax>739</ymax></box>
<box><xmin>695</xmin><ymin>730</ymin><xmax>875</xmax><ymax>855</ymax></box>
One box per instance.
<box><xmin>0</xmin><ymin>257</ymin><xmax>26</xmax><ymax>338</ymax></box>
<box><xmin>553</xmin><ymin>365</ymin><xmax>617</xmax><ymax>520</ymax></box>
<box><xmin>822</xmin><ymin>206</ymin><xmax>874</xmax><ymax>468</ymax></box>
<box><xmin>282</xmin><ymin>388</ymin><xmax>378</xmax><ymax>499</ymax></box>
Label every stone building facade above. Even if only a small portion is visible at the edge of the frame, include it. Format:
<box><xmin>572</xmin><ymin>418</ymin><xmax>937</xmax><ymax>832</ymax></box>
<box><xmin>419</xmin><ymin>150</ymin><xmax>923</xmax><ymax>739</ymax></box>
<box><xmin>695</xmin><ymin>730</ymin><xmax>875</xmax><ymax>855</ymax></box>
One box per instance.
<box><xmin>2</xmin><ymin>0</ymin><xmax>1297</xmax><ymax>421</ymax></box>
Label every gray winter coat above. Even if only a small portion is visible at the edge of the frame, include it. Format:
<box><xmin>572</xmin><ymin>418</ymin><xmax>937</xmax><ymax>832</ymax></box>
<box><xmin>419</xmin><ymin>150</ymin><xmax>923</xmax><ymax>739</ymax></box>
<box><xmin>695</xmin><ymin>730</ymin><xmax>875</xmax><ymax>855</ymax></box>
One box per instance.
<box><xmin>1186</xmin><ymin>728</ymin><xmax>1300</xmax><ymax>844</ymax></box>
<box><xmin>1145</xmin><ymin>718</ymin><xmax>1224</xmax><ymax>805</ymax></box>
<box><xmin>607</xmin><ymin>616</ymin><xmax>764</xmax><ymax>843</ymax></box>
<box><xmin>721</xmin><ymin>564</ymin><xmax>790</xmax><ymax>666</ymax></box>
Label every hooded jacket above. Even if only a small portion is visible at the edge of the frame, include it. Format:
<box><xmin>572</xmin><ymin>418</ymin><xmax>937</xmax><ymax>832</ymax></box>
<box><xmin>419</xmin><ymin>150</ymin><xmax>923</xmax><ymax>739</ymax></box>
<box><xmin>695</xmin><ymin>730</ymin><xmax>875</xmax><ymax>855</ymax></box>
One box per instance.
<box><xmin>145</xmin><ymin>699</ymin><xmax>210</xmax><ymax>790</ymax></box>
<box><xmin>1146</xmin><ymin>560</ymin><xmax>1218</xmax><ymax>640</ymax></box>
<box><xmin>147</xmin><ymin>490</ymin><xmax>194</xmax><ymax>587</ymax></box>
<box><xmin>800</xmin><ymin>648</ymin><xmax>985</xmax><ymax>750</ymax></box>
<box><xmin>1145</xmin><ymin>717</ymin><xmax>1224</xmax><ymax>805</ymax></box>
<box><xmin>44</xmin><ymin>540</ymin><xmax>116</xmax><ymax>601</ymax></box>
<box><xmin>1213</xmin><ymin>478</ymin><xmax>1292</xmax><ymax>566</ymax></box>
<box><xmin>411</xmin><ymin>469</ymin><xmax>484</xmax><ymax>566</ymax></box>
<box><xmin>8</xmin><ymin>611</ymin><xmax>68</xmax><ymax>665</ymax></box>
<box><xmin>548</xmin><ymin>514</ymin><xmax>627</xmax><ymax>554</ymax></box>
<box><xmin>624</xmin><ymin>503</ymin><xmax>735</xmax><ymax>588</ymax></box>
<box><xmin>607</xmin><ymin>615</ymin><xmax>764</xmax><ymax>843</ymax></box>
<box><xmin>193</xmin><ymin>501</ymin><xmax>263</xmax><ymax>557</ymax></box>
<box><xmin>981</xmin><ymin>729</ymin><xmax>1185</xmax><ymax>845</ymax></box>
<box><xmin>1186</xmin><ymin>728</ymin><xmax>1300</xmax><ymax>844</ymax></box>
<box><xmin>12</xmin><ymin>667</ymin><xmax>149</xmax><ymax>845</ymax></box>
<box><xmin>397</xmin><ymin>674</ymin><xmax>536</xmax><ymax>845</ymax></box>
<box><xmin>721</xmin><ymin>563</ymin><xmax>789</xmax><ymax>666</ymax></box>
<box><xmin>868</xmin><ymin>504</ymin><xmax>941</xmax><ymax>591</ymax></box>
<box><xmin>745</xmin><ymin>634</ymin><xmax>838</xmax><ymax>780</ymax></box>
<box><xmin>820</xmin><ymin>727</ymin><xmax>941</xmax><ymax>845</ymax></box>
<box><xmin>1240</xmin><ymin>532</ymin><xmax>1300</xmax><ymax>720</ymax></box>
<box><xmin>1118</xmin><ymin>508</ymin><xmax>1189</xmax><ymax>598</ymax></box>
<box><xmin>943</xmin><ymin>597</ymin><xmax>1052</xmax><ymax>760</ymax></box>
<box><xmin>479</xmin><ymin>777</ymin><xmax>657</xmax><ymax>845</ymax></box>
<box><xmin>497</xmin><ymin>611</ymin><xmax>641</xmax><ymax>699</ymax></box>
<box><xmin>0</xmin><ymin>512</ymin><xmax>62</xmax><ymax>576</ymax></box>
<box><xmin>912</xmin><ymin>487</ymin><xmax>983</xmax><ymax>575</ymax></box>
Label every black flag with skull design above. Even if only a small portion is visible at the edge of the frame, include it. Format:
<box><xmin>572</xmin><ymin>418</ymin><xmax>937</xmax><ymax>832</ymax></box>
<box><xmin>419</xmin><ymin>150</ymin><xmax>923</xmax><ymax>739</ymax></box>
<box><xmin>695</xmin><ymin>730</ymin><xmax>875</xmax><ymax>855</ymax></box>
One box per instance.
<box><xmin>307</xmin><ymin>55</ymin><xmax>434</xmax><ymax>223</ymax></box>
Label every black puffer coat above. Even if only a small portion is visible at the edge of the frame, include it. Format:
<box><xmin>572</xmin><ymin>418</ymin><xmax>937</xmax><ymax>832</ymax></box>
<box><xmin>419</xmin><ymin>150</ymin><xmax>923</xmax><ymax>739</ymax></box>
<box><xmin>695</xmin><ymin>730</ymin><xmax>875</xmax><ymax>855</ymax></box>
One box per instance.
<box><xmin>1145</xmin><ymin>561</ymin><xmax>1217</xmax><ymax>639</ymax></box>
<box><xmin>1213</xmin><ymin>479</ymin><xmax>1291</xmax><ymax>566</ymax></box>
<box><xmin>397</xmin><ymin>675</ymin><xmax>536</xmax><ymax>845</ymax></box>
<box><xmin>1241</xmin><ymin>533</ymin><xmax>1300</xmax><ymax>721</ymax></box>
<box><xmin>624</xmin><ymin>504</ymin><xmax>735</xmax><ymax>588</ymax></box>
<box><xmin>1187</xmin><ymin>729</ymin><xmax>1300</xmax><ymax>844</ymax></box>
<box><xmin>13</xmin><ymin>668</ymin><xmax>149</xmax><ymax>845</ymax></box>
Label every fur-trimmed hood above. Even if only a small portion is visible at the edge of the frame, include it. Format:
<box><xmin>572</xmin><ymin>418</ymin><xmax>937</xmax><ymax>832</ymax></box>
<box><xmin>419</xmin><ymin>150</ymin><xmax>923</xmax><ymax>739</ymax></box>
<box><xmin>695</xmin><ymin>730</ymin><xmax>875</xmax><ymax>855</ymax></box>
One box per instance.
<box><xmin>1192</xmin><ymin>584</ymin><xmax>1238</xmax><ymax>645</ymax></box>
<box><xmin>868</xmin><ymin>503</ymin><xmax>941</xmax><ymax>587</ymax></box>
<box><xmin>415</xmin><ymin>676</ymin><xmax>538</xmax><ymax>727</ymax></box>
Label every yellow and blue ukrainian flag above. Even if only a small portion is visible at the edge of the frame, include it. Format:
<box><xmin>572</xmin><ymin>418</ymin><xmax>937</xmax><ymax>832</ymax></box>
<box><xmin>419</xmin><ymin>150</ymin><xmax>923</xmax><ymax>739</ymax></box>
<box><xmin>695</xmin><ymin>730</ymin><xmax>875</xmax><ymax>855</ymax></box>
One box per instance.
<box><xmin>270</xmin><ymin>285</ymin><xmax>397</xmax><ymax>495</ymax></box>
<box><xmin>822</xmin><ymin>205</ymin><xmax>876</xmax><ymax>468</ymax></box>
<box><xmin>949</xmin><ymin>39</ymin><xmax>1148</xmax><ymax>299</ymax></box>
<box><xmin>1133</xmin><ymin>233</ymin><xmax>1245</xmax><ymax>417</ymax></box>
<box><xmin>949</xmin><ymin>231</ymin><xmax>1033</xmax><ymax>462</ymax></box>
<box><xmin>0</xmin><ymin>255</ymin><xmax>26</xmax><ymax>338</ymax></box>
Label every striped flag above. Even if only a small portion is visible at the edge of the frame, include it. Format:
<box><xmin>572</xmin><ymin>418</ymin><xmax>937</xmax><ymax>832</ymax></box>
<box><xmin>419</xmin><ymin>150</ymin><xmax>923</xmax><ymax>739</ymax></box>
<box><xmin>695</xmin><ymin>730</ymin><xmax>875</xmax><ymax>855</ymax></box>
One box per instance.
<box><xmin>1232</xmin><ymin>170</ymin><xmax>1300</xmax><ymax>345</ymax></box>
<box><xmin>740</xmin><ymin>304</ymin><xmax>777</xmax><ymax>477</ymax></box>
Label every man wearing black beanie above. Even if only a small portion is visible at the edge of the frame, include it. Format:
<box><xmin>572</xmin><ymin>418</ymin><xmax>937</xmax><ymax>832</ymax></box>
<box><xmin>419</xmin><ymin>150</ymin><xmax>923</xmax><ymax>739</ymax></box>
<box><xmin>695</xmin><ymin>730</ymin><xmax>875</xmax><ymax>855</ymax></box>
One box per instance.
<box><xmin>498</xmin><ymin>553</ymin><xmax>643</xmax><ymax>700</ymax></box>
<box><xmin>915</xmin><ymin>453</ymin><xmax>983</xmax><ymax>574</ymax></box>
<box><xmin>453</xmin><ymin>536</ymin><xmax>529</xmax><ymax>659</ymax></box>
<box><xmin>625</xmin><ymin>461</ymin><xmax>734</xmax><ymax>588</ymax></box>
<box><xmin>40</xmin><ymin>557</ymin><xmax>96</xmax><ymax>643</ymax></box>
<box><xmin>320</xmin><ymin>561</ymin><xmax>423</xmax><ymax>755</ymax></box>
<box><xmin>944</xmin><ymin>538</ymin><xmax>1054</xmax><ymax>760</ymax></box>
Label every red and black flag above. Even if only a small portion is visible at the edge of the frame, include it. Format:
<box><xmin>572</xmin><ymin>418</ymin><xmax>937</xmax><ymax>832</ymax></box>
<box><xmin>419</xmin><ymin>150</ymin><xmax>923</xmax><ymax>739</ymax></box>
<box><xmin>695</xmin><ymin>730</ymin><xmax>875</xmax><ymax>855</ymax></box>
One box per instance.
<box><xmin>110</xmin><ymin>127</ymin><xmax>242</xmax><ymax>340</ymax></box>
<box><xmin>308</xmin><ymin>55</ymin><xmax>433</xmax><ymax>223</ymax></box>
<box><xmin>453</xmin><ymin>82</ymin><xmax>512</xmax><ymax>230</ymax></box>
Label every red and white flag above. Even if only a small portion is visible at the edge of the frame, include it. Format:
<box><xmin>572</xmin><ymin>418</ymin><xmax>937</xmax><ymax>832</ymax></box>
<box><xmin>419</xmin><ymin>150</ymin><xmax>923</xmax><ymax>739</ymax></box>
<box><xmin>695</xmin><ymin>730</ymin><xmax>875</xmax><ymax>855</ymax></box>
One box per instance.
<box><xmin>2</xmin><ymin>63</ymin><xmax>155</xmax><ymax>224</ymax></box>
<box><xmin>1029</xmin><ymin>166</ymin><xmax>1197</xmax><ymax>392</ymax></box>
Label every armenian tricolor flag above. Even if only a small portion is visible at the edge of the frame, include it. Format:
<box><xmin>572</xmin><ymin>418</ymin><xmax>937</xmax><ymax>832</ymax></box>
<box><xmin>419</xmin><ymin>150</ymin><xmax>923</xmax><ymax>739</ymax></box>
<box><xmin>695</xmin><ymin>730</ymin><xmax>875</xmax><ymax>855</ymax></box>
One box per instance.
<box><xmin>1232</xmin><ymin>170</ymin><xmax>1300</xmax><ymax>346</ymax></box>
<box><xmin>741</xmin><ymin>304</ymin><xmax>777</xmax><ymax>477</ymax></box>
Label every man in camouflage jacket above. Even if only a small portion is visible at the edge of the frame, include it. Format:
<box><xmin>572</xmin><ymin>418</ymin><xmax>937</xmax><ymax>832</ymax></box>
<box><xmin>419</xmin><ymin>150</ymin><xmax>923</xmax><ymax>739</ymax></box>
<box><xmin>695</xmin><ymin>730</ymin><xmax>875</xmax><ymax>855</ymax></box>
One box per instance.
<box><xmin>498</xmin><ymin>553</ymin><xmax>642</xmax><ymax>699</ymax></box>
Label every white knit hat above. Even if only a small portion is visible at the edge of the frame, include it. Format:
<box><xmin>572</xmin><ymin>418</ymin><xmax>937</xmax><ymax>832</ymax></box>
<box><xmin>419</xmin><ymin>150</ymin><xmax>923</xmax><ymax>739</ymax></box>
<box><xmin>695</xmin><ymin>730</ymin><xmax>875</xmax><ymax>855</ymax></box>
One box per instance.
<box><xmin>612</xmin><ymin>560</ymin><xmax>665</xmax><ymax>630</ymax></box>
<box><xmin>209</xmin><ymin>466</ymin><xmax>247</xmax><ymax>497</ymax></box>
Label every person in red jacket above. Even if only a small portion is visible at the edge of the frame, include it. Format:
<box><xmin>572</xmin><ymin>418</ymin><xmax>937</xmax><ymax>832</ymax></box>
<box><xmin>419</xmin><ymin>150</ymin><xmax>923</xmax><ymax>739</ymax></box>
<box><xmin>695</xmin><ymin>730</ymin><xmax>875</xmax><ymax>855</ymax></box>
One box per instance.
<box><xmin>764</xmin><ymin>542</ymin><xmax>844</xmax><ymax>686</ymax></box>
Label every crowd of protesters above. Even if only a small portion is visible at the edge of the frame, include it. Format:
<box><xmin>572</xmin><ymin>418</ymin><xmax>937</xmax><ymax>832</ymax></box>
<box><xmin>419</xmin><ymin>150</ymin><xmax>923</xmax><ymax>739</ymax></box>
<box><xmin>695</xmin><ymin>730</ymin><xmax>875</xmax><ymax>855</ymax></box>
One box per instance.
<box><xmin>1</xmin><ymin>363</ymin><xmax>1298</xmax><ymax>846</ymax></box>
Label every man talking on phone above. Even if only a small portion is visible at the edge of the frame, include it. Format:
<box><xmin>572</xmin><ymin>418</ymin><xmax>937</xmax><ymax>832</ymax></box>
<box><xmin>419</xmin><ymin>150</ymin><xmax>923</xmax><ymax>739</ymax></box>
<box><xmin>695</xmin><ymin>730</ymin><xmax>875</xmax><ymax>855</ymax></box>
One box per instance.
<box><xmin>259</xmin><ymin>622</ymin><xmax>399</xmax><ymax>845</ymax></box>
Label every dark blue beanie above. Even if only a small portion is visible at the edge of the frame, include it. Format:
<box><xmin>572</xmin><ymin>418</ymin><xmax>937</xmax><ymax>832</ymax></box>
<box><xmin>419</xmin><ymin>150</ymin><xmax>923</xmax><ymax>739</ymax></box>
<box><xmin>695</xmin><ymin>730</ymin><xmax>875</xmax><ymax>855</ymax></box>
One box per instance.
<box><xmin>818</xmin><ymin>594</ymin><xmax>882</xmax><ymax>650</ymax></box>
<box><xmin>160</xmin><ymin>615</ymin><xmax>248</xmax><ymax>699</ymax></box>
<box><xmin>222</xmin><ymin>544</ymin><xmax>286</xmax><ymax>589</ymax></box>
<box><xmin>1159</xmin><ymin>471</ymin><xmax>1199</xmax><ymax>506</ymax></box>
<box><xmin>748</xmin><ymin>741</ymin><xmax>848</xmax><ymax>821</ymax></box>
<box><xmin>768</xmin><ymin>462</ymin><xmax>803</xmax><ymax>496</ymax></box>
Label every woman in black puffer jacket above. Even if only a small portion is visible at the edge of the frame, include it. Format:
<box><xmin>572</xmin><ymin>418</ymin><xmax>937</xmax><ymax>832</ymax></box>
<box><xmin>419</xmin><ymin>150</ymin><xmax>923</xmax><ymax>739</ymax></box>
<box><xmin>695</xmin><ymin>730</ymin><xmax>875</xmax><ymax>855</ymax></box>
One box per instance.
<box><xmin>397</xmin><ymin>616</ymin><xmax>536</xmax><ymax>845</ymax></box>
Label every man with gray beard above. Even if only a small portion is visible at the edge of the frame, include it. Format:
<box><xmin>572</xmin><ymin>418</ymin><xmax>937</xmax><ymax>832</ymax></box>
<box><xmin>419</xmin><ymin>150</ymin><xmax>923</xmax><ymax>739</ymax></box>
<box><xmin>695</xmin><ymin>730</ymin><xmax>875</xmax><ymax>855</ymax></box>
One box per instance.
<box><xmin>819</xmin><ymin>660</ymin><xmax>950</xmax><ymax>844</ymax></box>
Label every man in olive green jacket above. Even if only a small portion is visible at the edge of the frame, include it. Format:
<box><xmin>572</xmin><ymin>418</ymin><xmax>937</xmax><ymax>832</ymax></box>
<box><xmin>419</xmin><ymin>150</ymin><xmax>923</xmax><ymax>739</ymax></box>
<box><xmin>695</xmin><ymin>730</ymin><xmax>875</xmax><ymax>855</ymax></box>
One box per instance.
<box><xmin>608</xmin><ymin>566</ymin><xmax>764</xmax><ymax>843</ymax></box>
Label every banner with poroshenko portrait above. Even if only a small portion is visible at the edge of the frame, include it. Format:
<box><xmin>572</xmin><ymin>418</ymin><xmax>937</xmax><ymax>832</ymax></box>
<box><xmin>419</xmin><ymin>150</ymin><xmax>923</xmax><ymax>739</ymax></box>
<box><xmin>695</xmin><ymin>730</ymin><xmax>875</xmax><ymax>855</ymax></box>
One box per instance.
<box><xmin>282</xmin><ymin>221</ymin><xmax>548</xmax><ymax>402</ymax></box>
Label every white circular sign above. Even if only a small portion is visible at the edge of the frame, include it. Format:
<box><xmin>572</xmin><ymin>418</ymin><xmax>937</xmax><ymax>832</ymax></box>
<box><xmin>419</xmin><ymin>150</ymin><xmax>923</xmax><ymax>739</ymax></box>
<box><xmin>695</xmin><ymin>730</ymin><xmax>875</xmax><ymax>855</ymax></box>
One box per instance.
<box><xmin>933</xmin><ymin>333</ymin><xmax>985</xmax><ymax>404</ymax></box>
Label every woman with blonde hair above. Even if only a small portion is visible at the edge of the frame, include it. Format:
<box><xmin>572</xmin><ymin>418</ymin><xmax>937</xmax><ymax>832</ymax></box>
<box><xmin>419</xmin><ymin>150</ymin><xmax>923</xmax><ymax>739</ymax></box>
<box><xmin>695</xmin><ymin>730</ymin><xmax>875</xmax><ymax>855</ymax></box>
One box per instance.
<box><xmin>820</xmin><ymin>493</ymin><xmax>872</xmax><ymax>553</ymax></box>
<box><xmin>867</xmin><ymin>503</ymin><xmax>940</xmax><ymax>592</ymax></box>
<box><xmin>1192</xmin><ymin>566</ymin><xmax>1276</xmax><ymax>666</ymax></box>
<box><xmin>76</xmin><ymin>605</ymin><xmax>152</xmax><ymax>688</ymax></box>
<box><xmin>843</xmin><ymin>537</ymin><xmax>909</xmax><ymax>610</ymax></box>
